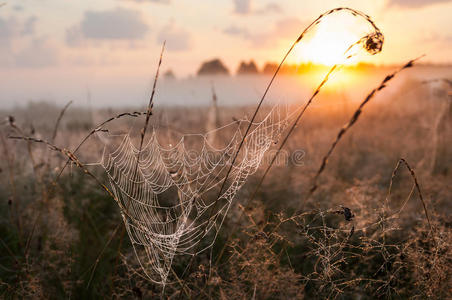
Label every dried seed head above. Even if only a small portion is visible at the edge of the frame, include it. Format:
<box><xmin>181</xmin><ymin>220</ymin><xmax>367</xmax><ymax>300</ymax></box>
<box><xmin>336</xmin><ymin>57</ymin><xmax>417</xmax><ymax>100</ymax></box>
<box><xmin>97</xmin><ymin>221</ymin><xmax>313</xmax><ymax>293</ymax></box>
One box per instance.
<box><xmin>364</xmin><ymin>32</ymin><xmax>384</xmax><ymax>55</ymax></box>
<box><xmin>342</xmin><ymin>206</ymin><xmax>355</xmax><ymax>221</ymax></box>
<box><xmin>334</xmin><ymin>206</ymin><xmax>355</xmax><ymax>221</ymax></box>
<box><xmin>7</xmin><ymin>115</ymin><xmax>15</xmax><ymax>125</ymax></box>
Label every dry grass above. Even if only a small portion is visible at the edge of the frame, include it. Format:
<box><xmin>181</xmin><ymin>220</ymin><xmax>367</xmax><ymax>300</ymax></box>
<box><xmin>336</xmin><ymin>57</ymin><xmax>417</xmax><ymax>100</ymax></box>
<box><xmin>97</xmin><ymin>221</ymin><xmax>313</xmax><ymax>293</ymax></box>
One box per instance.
<box><xmin>1</xmin><ymin>83</ymin><xmax>451</xmax><ymax>298</ymax></box>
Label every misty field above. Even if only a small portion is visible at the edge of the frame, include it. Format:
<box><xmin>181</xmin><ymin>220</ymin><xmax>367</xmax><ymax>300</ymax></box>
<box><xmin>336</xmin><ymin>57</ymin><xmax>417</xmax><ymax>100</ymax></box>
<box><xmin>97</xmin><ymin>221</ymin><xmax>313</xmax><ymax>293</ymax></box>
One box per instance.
<box><xmin>1</xmin><ymin>70</ymin><xmax>451</xmax><ymax>299</ymax></box>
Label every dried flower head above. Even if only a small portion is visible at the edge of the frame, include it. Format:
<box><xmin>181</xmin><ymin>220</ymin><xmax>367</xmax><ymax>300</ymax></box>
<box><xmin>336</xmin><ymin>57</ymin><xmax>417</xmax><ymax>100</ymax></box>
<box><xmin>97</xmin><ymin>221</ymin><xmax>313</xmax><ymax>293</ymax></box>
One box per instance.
<box><xmin>7</xmin><ymin>115</ymin><xmax>15</xmax><ymax>125</ymax></box>
<box><xmin>364</xmin><ymin>32</ymin><xmax>384</xmax><ymax>55</ymax></box>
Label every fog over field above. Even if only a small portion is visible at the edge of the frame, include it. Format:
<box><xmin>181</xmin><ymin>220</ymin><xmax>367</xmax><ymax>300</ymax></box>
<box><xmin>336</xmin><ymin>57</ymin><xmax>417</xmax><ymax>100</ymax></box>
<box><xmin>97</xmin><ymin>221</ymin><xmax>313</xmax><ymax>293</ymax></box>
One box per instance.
<box><xmin>2</xmin><ymin>65</ymin><xmax>451</xmax><ymax>109</ymax></box>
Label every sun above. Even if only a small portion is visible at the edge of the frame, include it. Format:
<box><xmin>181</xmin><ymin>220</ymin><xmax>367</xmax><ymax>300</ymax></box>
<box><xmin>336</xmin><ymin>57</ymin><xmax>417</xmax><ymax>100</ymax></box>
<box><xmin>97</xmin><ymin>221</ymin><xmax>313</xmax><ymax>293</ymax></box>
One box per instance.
<box><xmin>291</xmin><ymin>16</ymin><xmax>363</xmax><ymax>66</ymax></box>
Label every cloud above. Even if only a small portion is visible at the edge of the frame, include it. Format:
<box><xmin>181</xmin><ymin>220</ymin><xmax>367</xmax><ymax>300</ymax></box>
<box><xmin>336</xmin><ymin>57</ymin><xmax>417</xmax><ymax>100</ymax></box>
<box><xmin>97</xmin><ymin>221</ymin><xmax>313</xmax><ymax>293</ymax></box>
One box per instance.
<box><xmin>0</xmin><ymin>16</ymin><xmax>36</xmax><ymax>41</ymax></box>
<box><xmin>0</xmin><ymin>16</ymin><xmax>60</xmax><ymax>68</ymax></box>
<box><xmin>66</xmin><ymin>7</ymin><xmax>149</xmax><ymax>48</ymax></box>
<box><xmin>13</xmin><ymin>5</ymin><xmax>24</xmax><ymax>12</ymax></box>
<box><xmin>223</xmin><ymin>25</ymin><xmax>250</xmax><ymax>38</ymax></box>
<box><xmin>233</xmin><ymin>0</ymin><xmax>251</xmax><ymax>14</ymax></box>
<box><xmin>223</xmin><ymin>17</ymin><xmax>304</xmax><ymax>46</ymax></box>
<box><xmin>15</xmin><ymin>37</ymin><xmax>60</xmax><ymax>68</ymax></box>
<box><xmin>0</xmin><ymin>18</ymin><xmax>16</xmax><ymax>41</ymax></box>
<box><xmin>232</xmin><ymin>1</ymin><xmax>281</xmax><ymax>15</ymax></box>
<box><xmin>81</xmin><ymin>8</ymin><xmax>148</xmax><ymax>39</ymax></box>
<box><xmin>387</xmin><ymin>0</ymin><xmax>451</xmax><ymax>8</ymax></box>
<box><xmin>157</xmin><ymin>22</ymin><xmax>192</xmax><ymax>51</ymax></box>
<box><xmin>251</xmin><ymin>18</ymin><xmax>304</xmax><ymax>46</ymax></box>
<box><xmin>420</xmin><ymin>31</ymin><xmax>452</xmax><ymax>44</ymax></box>
<box><xmin>273</xmin><ymin>18</ymin><xmax>304</xmax><ymax>39</ymax></box>
<box><xmin>22</xmin><ymin>16</ymin><xmax>37</xmax><ymax>35</ymax></box>
<box><xmin>66</xmin><ymin>7</ymin><xmax>149</xmax><ymax>46</ymax></box>
<box><xmin>256</xmin><ymin>3</ymin><xmax>282</xmax><ymax>14</ymax></box>
<box><xmin>65</xmin><ymin>25</ymin><xmax>85</xmax><ymax>47</ymax></box>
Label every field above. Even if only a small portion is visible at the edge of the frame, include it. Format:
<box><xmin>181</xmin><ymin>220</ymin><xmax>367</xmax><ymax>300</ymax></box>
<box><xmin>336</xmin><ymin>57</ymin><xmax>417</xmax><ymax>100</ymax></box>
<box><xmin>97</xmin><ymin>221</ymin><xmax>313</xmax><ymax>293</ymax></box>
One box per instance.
<box><xmin>0</xmin><ymin>68</ymin><xmax>451</xmax><ymax>298</ymax></box>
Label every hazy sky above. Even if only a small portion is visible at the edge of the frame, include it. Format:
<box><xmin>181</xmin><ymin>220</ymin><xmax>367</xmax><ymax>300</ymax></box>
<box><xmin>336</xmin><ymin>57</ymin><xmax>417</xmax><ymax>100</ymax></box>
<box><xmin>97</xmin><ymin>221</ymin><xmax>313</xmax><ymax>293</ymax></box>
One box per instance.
<box><xmin>1</xmin><ymin>0</ymin><xmax>451</xmax><ymax>107</ymax></box>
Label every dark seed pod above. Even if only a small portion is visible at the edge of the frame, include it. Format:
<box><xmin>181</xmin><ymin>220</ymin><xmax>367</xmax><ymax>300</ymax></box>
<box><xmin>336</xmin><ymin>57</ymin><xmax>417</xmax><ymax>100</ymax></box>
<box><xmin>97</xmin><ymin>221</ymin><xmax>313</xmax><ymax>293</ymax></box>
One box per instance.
<box><xmin>334</xmin><ymin>206</ymin><xmax>355</xmax><ymax>221</ymax></box>
<box><xmin>342</xmin><ymin>206</ymin><xmax>355</xmax><ymax>221</ymax></box>
<box><xmin>364</xmin><ymin>32</ymin><xmax>384</xmax><ymax>55</ymax></box>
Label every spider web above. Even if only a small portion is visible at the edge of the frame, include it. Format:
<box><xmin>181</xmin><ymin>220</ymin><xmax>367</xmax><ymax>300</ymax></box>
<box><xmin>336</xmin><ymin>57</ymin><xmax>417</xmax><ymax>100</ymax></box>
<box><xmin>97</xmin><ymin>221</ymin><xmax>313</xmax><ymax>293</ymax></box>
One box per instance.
<box><xmin>94</xmin><ymin>104</ymin><xmax>298</xmax><ymax>285</ymax></box>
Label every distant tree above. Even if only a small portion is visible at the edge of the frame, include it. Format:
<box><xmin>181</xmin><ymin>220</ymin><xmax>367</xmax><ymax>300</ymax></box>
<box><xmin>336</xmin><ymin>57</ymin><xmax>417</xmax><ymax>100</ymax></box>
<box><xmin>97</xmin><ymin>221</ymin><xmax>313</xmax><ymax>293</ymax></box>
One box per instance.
<box><xmin>164</xmin><ymin>70</ymin><xmax>176</xmax><ymax>79</ymax></box>
<box><xmin>237</xmin><ymin>60</ymin><xmax>259</xmax><ymax>75</ymax></box>
<box><xmin>262</xmin><ymin>62</ymin><xmax>278</xmax><ymax>74</ymax></box>
<box><xmin>197</xmin><ymin>59</ymin><xmax>230</xmax><ymax>76</ymax></box>
<box><xmin>262</xmin><ymin>62</ymin><xmax>304</xmax><ymax>75</ymax></box>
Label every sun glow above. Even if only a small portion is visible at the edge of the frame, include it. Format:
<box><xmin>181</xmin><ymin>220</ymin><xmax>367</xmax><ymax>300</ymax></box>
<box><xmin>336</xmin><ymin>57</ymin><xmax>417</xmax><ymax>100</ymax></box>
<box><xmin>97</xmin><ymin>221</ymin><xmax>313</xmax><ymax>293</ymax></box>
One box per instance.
<box><xmin>292</xmin><ymin>16</ymin><xmax>364</xmax><ymax>66</ymax></box>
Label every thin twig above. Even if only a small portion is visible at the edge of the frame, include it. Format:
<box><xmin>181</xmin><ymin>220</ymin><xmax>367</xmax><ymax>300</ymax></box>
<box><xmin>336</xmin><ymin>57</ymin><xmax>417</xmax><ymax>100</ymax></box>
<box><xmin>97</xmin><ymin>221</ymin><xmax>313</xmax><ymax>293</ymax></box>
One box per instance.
<box><xmin>51</xmin><ymin>100</ymin><xmax>73</xmax><ymax>143</ymax></box>
<box><xmin>385</xmin><ymin>158</ymin><xmax>433</xmax><ymax>233</ymax></box>
<box><xmin>45</xmin><ymin>100</ymin><xmax>73</xmax><ymax>178</ymax></box>
<box><xmin>86</xmin><ymin>224</ymin><xmax>121</xmax><ymax>289</ymax></box>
